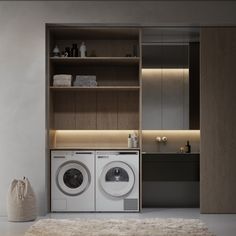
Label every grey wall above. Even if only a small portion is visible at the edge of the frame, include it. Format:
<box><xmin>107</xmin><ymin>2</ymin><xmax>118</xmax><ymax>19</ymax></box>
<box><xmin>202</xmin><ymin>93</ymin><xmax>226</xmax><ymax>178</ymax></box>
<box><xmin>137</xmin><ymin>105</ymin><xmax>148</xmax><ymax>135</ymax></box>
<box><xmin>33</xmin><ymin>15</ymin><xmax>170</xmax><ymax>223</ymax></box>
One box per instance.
<box><xmin>0</xmin><ymin>1</ymin><xmax>236</xmax><ymax>216</ymax></box>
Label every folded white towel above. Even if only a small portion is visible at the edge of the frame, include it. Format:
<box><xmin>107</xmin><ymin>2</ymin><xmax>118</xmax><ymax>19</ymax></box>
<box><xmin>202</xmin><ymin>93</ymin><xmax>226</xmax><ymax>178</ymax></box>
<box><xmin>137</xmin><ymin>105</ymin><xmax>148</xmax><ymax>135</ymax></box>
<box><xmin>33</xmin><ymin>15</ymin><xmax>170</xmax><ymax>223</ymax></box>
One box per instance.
<box><xmin>73</xmin><ymin>81</ymin><xmax>97</xmax><ymax>87</ymax></box>
<box><xmin>53</xmin><ymin>80</ymin><xmax>71</xmax><ymax>87</ymax></box>
<box><xmin>53</xmin><ymin>74</ymin><xmax>72</xmax><ymax>80</ymax></box>
<box><xmin>75</xmin><ymin>75</ymin><xmax>96</xmax><ymax>81</ymax></box>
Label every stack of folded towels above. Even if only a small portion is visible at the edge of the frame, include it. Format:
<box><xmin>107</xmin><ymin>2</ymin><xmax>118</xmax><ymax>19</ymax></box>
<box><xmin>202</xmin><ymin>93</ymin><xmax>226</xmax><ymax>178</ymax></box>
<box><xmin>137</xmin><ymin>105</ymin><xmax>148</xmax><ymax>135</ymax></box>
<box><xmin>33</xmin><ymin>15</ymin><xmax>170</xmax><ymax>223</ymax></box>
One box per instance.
<box><xmin>53</xmin><ymin>74</ymin><xmax>72</xmax><ymax>87</ymax></box>
<box><xmin>73</xmin><ymin>75</ymin><xmax>97</xmax><ymax>87</ymax></box>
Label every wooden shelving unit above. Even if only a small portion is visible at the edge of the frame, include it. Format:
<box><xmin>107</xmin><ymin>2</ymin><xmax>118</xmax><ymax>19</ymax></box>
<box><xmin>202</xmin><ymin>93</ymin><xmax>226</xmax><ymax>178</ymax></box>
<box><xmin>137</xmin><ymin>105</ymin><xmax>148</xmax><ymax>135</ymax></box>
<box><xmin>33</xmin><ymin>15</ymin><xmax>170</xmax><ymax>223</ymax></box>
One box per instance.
<box><xmin>50</xmin><ymin>86</ymin><xmax>140</xmax><ymax>91</ymax></box>
<box><xmin>50</xmin><ymin>57</ymin><xmax>140</xmax><ymax>65</ymax></box>
<box><xmin>47</xmin><ymin>26</ymin><xmax>141</xmax><ymax>148</ymax></box>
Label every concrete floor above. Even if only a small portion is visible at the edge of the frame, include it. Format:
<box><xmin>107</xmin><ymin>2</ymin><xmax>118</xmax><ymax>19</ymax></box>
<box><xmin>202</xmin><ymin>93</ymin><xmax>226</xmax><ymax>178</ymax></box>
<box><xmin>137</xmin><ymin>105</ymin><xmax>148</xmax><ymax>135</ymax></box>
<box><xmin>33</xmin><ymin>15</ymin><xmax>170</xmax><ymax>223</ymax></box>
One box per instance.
<box><xmin>1</xmin><ymin>208</ymin><xmax>236</xmax><ymax>236</ymax></box>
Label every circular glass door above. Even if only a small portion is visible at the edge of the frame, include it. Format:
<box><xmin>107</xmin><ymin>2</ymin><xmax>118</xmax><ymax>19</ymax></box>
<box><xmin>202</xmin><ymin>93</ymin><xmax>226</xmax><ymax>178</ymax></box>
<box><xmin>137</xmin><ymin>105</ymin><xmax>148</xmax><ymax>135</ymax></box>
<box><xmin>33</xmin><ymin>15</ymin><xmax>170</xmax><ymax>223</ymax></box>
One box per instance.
<box><xmin>57</xmin><ymin>161</ymin><xmax>90</xmax><ymax>196</ymax></box>
<box><xmin>99</xmin><ymin>161</ymin><xmax>135</xmax><ymax>198</ymax></box>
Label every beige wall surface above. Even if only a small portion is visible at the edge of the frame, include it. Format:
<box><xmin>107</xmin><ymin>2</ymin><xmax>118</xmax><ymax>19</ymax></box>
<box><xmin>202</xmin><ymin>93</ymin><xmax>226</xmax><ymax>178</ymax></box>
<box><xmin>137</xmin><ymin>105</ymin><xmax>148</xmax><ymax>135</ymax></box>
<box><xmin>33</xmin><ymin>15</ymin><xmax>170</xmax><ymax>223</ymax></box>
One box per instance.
<box><xmin>0</xmin><ymin>1</ymin><xmax>236</xmax><ymax>216</ymax></box>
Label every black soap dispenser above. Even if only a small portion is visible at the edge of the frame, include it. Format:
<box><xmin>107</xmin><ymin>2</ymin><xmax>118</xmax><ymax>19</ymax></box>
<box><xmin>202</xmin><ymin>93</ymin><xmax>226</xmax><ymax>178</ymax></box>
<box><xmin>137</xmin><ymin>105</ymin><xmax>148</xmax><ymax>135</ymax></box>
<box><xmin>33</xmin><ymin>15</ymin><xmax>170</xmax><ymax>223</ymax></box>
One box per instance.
<box><xmin>185</xmin><ymin>140</ymin><xmax>191</xmax><ymax>153</ymax></box>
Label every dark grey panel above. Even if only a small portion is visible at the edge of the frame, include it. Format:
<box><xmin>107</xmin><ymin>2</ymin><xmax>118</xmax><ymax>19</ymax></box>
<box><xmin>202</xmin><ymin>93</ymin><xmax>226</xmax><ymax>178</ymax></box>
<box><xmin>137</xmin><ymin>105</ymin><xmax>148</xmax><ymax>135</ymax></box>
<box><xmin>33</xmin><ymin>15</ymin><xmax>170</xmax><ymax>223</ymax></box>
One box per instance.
<box><xmin>142</xmin><ymin>181</ymin><xmax>199</xmax><ymax>207</ymax></box>
<box><xmin>142</xmin><ymin>153</ymin><xmax>200</xmax><ymax>181</ymax></box>
<box><xmin>142</xmin><ymin>45</ymin><xmax>188</xmax><ymax>68</ymax></box>
<box><xmin>124</xmin><ymin>199</ymin><xmax>139</xmax><ymax>211</ymax></box>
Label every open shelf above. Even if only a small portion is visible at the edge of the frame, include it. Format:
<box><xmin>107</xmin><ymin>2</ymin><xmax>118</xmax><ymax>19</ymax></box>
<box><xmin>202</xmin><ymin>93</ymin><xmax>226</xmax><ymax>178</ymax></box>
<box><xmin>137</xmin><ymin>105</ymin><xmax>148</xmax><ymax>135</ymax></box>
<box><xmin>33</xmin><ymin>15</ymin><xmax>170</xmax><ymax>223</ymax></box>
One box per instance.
<box><xmin>50</xmin><ymin>57</ymin><xmax>140</xmax><ymax>65</ymax></box>
<box><xmin>49</xmin><ymin>27</ymin><xmax>140</xmax><ymax>40</ymax></box>
<box><xmin>50</xmin><ymin>147</ymin><xmax>140</xmax><ymax>150</ymax></box>
<box><xmin>50</xmin><ymin>86</ymin><xmax>140</xmax><ymax>91</ymax></box>
<box><xmin>50</xmin><ymin>130</ymin><xmax>140</xmax><ymax>150</ymax></box>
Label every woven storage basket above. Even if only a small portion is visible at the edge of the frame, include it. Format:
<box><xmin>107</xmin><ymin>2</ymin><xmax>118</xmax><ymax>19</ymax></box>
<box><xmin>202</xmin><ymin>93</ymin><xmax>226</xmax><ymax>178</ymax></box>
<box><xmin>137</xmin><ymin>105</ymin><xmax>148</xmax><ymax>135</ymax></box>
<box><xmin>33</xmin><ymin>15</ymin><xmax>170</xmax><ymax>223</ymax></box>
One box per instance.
<box><xmin>7</xmin><ymin>177</ymin><xmax>37</xmax><ymax>222</ymax></box>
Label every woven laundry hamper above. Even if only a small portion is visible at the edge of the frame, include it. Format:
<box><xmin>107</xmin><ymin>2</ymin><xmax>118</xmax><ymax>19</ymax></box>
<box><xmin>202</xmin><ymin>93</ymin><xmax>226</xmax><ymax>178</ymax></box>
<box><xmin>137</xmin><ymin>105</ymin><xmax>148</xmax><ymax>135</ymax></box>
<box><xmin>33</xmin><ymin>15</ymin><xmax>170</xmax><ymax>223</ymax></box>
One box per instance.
<box><xmin>7</xmin><ymin>177</ymin><xmax>37</xmax><ymax>222</ymax></box>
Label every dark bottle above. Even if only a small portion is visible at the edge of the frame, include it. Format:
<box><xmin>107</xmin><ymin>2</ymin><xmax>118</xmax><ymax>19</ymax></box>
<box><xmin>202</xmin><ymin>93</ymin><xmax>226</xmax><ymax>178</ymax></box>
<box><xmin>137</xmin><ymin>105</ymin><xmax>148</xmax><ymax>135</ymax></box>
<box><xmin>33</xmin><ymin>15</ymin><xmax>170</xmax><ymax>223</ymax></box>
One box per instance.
<box><xmin>71</xmin><ymin>44</ymin><xmax>78</xmax><ymax>57</ymax></box>
<box><xmin>185</xmin><ymin>140</ymin><xmax>191</xmax><ymax>153</ymax></box>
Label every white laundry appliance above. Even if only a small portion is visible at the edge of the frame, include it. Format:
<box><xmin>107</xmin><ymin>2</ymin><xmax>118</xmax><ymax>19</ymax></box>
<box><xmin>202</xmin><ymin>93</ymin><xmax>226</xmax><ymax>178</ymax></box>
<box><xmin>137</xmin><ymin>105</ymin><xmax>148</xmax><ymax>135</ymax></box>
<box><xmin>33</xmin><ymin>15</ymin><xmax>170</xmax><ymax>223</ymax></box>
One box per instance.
<box><xmin>96</xmin><ymin>150</ymin><xmax>139</xmax><ymax>212</ymax></box>
<box><xmin>51</xmin><ymin>150</ymin><xmax>95</xmax><ymax>212</ymax></box>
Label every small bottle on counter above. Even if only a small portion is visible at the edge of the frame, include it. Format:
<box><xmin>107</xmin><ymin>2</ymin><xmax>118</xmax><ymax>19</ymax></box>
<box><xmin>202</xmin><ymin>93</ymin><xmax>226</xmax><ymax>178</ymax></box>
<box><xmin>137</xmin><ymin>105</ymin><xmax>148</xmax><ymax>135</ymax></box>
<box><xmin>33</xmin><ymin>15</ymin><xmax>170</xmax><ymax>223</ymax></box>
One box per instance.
<box><xmin>185</xmin><ymin>140</ymin><xmax>191</xmax><ymax>153</ymax></box>
<box><xmin>128</xmin><ymin>134</ymin><xmax>133</xmax><ymax>148</ymax></box>
<box><xmin>131</xmin><ymin>132</ymin><xmax>138</xmax><ymax>148</ymax></box>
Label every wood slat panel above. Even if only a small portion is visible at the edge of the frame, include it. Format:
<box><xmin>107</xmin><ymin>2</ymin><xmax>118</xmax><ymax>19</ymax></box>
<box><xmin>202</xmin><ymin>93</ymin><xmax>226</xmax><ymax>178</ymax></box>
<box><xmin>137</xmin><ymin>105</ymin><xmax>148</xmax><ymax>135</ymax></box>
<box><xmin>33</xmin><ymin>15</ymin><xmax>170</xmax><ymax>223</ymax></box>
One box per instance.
<box><xmin>200</xmin><ymin>27</ymin><xmax>236</xmax><ymax>213</ymax></box>
<box><xmin>75</xmin><ymin>91</ymin><xmax>97</xmax><ymax>129</ymax></box>
<box><xmin>97</xmin><ymin>91</ymin><xmax>118</xmax><ymax>129</ymax></box>
<box><xmin>53</xmin><ymin>92</ymin><xmax>76</xmax><ymax>129</ymax></box>
<box><xmin>118</xmin><ymin>91</ymin><xmax>139</xmax><ymax>129</ymax></box>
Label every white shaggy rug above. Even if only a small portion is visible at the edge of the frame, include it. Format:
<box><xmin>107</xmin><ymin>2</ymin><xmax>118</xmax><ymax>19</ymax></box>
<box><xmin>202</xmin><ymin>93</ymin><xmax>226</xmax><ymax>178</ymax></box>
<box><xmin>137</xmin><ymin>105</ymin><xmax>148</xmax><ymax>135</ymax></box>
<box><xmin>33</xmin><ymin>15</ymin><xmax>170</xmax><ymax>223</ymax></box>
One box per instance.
<box><xmin>24</xmin><ymin>218</ymin><xmax>215</xmax><ymax>236</ymax></box>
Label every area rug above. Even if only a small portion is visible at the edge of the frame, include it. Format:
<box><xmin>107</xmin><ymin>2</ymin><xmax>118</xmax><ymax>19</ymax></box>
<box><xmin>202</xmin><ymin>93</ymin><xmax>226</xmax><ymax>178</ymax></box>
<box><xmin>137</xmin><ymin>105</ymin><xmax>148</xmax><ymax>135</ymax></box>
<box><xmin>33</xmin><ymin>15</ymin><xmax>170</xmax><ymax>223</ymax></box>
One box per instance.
<box><xmin>24</xmin><ymin>218</ymin><xmax>215</xmax><ymax>236</ymax></box>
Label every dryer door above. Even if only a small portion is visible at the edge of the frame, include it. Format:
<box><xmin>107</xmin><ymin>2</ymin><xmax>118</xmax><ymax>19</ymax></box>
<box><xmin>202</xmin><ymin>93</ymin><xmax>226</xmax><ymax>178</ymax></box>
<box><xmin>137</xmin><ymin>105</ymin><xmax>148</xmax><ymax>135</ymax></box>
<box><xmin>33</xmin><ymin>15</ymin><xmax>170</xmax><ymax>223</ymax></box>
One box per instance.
<box><xmin>99</xmin><ymin>161</ymin><xmax>135</xmax><ymax>198</ymax></box>
<box><xmin>57</xmin><ymin>161</ymin><xmax>90</xmax><ymax>196</ymax></box>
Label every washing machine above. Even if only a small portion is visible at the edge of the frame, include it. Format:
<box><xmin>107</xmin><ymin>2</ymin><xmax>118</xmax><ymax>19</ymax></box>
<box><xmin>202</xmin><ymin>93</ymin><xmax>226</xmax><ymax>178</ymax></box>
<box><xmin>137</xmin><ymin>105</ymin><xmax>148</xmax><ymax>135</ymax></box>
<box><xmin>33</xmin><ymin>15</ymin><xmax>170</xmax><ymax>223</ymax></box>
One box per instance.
<box><xmin>96</xmin><ymin>150</ymin><xmax>139</xmax><ymax>212</ymax></box>
<box><xmin>51</xmin><ymin>150</ymin><xmax>95</xmax><ymax>212</ymax></box>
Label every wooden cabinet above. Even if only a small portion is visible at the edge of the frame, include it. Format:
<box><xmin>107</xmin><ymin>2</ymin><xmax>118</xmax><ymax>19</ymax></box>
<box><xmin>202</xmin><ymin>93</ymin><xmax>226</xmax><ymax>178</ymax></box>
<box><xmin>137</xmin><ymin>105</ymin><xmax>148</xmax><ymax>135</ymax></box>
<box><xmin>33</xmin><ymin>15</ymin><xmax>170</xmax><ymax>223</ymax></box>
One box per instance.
<box><xmin>47</xmin><ymin>26</ymin><xmax>141</xmax><ymax>141</ymax></box>
<box><xmin>118</xmin><ymin>91</ymin><xmax>139</xmax><ymax>130</ymax></box>
<box><xmin>96</xmin><ymin>91</ymin><xmax>118</xmax><ymax>130</ymax></box>
<box><xmin>75</xmin><ymin>91</ymin><xmax>97</xmax><ymax>130</ymax></box>
<box><xmin>53</xmin><ymin>91</ymin><xmax>76</xmax><ymax>129</ymax></box>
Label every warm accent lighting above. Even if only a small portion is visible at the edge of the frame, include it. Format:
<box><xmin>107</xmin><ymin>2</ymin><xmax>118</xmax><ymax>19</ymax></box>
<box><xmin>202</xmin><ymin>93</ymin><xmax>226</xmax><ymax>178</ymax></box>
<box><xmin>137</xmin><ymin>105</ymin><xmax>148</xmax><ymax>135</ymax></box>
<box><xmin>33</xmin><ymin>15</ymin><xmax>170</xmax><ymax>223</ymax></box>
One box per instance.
<box><xmin>142</xmin><ymin>68</ymin><xmax>189</xmax><ymax>72</ymax></box>
<box><xmin>142</xmin><ymin>130</ymin><xmax>200</xmax><ymax>133</ymax></box>
<box><xmin>55</xmin><ymin>130</ymin><xmax>137</xmax><ymax>134</ymax></box>
<box><xmin>53</xmin><ymin>130</ymin><xmax>139</xmax><ymax>149</ymax></box>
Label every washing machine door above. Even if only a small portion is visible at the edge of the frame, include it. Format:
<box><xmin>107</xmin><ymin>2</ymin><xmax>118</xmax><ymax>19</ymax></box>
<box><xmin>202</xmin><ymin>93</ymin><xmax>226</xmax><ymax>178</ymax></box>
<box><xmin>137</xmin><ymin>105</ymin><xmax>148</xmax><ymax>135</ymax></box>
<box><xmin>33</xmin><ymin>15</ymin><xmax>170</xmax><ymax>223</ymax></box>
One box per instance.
<box><xmin>99</xmin><ymin>161</ymin><xmax>135</xmax><ymax>198</ymax></box>
<box><xmin>57</xmin><ymin>161</ymin><xmax>90</xmax><ymax>196</ymax></box>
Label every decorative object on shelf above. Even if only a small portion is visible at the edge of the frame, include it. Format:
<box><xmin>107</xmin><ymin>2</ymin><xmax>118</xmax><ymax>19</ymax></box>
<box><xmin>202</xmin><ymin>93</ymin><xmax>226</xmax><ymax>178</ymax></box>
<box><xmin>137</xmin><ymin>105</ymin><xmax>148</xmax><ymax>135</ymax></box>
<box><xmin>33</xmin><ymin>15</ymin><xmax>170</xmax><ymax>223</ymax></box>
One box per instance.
<box><xmin>128</xmin><ymin>134</ymin><xmax>132</xmax><ymax>148</ymax></box>
<box><xmin>89</xmin><ymin>50</ymin><xmax>97</xmax><ymax>57</ymax></box>
<box><xmin>71</xmin><ymin>44</ymin><xmax>79</xmax><ymax>57</ymax></box>
<box><xmin>80</xmin><ymin>42</ymin><xmax>87</xmax><ymax>58</ymax></box>
<box><xmin>185</xmin><ymin>140</ymin><xmax>191</xmax><ymax>153</ymax></box>
<box><xmin>7</xmin><ymin>177</ymin><xmax>37</xmax><ymax>222</ymax></box>
<box><xmin>52</xmin><ymin>45</ymin><xmax>60</xmax><ymax>57</ymax></box>
<box><xmin>53</xmin><ymin>74</ymin><xmax>72</xmax><ymax>87</ymax></box>
<box><xmin>73</xmin><ymin>75</ymin><xmax>97</xmax><ymax>87</ymax></box>
<box><xmin>64</xmin><ymin>47</ymin><xmax>71</xmax><ymax>57</ymax></box>
<box><xmin>180</xmin><ymin>146</ymin><xmax>185</xmax><ymax>153</ymax></box>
